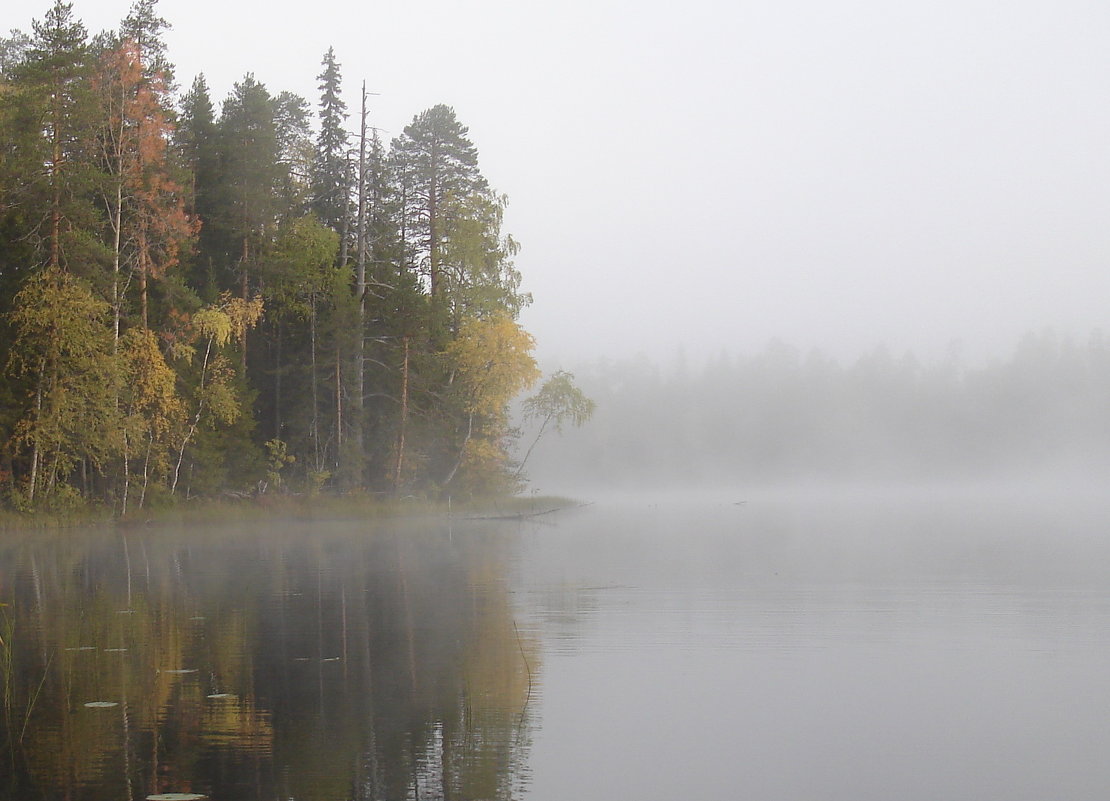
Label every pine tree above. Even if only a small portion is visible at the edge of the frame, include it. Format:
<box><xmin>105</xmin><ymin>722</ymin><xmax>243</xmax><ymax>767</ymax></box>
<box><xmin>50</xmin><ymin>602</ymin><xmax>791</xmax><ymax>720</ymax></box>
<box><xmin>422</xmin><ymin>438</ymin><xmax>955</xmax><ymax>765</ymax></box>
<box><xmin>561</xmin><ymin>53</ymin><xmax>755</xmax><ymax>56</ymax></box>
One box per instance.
<box><xmin>272</xmin><ymin>89</ymin><xmax>313</xmax><ymax>218</ymax></box>
<box><xmin>20</xmin><ymin>0</ymin><xmax>101</xmax><ymax>274</ymax></box>
<box><xmin>390</xmin><ymin>105</ymin><xmax>487</xmax><ymax>298</ymax></box>
<box><xmin>120</xmin><ymin>0</ymin><xmax>173</xmax><ymax>87</ymax></box>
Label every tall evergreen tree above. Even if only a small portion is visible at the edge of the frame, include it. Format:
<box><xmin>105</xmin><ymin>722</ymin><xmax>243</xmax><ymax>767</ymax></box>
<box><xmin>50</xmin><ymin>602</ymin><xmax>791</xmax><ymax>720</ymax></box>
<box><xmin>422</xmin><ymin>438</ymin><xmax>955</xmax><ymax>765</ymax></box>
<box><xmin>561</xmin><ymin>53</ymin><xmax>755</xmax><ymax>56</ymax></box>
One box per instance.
<box><xmin>176</xmin><ymin>73</ymin><xmax>219</xmax><ymax>295</ymax></box>
<box><xmin>390</xmin><ymin>105</ymin><xmax>487</xmax><ymax>298</ymax></box>
<box><xmin>214</xmin><ymin>74</ymin><xmax>278</xmax><ymax>301</ymax></box>
<box><xmin>120</xmin><ymin>0</ymin><xmax>172</xmax><ymax>86</ymax></box>
<box><xmin>311</xmin><ymin>47</ymin><xmax>349</xmax><ymax>234</ymax></box>
<box><xmin>20</xmin><ymin>0</ymin><xmax>101</xmax><ymax>274</ymax></box>
<box><xmin>272</xmin><ymin>89</ymin><xmax>313</xmax><ymax>219</ymax></box>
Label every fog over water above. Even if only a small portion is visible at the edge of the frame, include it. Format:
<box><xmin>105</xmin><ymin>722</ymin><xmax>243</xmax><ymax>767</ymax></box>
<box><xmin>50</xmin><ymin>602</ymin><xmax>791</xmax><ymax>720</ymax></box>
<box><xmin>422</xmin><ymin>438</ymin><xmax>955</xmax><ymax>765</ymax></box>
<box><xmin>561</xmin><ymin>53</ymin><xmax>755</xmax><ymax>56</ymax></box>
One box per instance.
<box><xmin>517</xmin><ymin>332</ymin><xmax>1110</xmax><ymax>496</ymax></box>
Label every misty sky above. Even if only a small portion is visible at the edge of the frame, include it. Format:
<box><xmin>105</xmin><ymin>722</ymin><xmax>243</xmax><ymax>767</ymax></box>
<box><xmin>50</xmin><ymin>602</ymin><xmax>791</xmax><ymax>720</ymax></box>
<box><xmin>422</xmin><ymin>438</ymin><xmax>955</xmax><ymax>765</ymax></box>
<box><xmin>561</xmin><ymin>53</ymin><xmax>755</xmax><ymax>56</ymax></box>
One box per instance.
<box><xmin>15</xmin><ymin>0</ymin><xmax>1110</xmax><ymax>366</ymax></box>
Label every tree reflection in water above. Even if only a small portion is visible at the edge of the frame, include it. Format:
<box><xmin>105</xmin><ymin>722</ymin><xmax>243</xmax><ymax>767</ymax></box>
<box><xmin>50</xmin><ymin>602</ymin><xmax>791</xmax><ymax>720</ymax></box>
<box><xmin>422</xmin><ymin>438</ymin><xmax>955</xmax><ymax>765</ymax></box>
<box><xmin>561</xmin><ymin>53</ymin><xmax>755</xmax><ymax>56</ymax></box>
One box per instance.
<box><xmin>0</xmin><ymin>518</ymin><xmax>537</xmax><ymax>800</ymax></box>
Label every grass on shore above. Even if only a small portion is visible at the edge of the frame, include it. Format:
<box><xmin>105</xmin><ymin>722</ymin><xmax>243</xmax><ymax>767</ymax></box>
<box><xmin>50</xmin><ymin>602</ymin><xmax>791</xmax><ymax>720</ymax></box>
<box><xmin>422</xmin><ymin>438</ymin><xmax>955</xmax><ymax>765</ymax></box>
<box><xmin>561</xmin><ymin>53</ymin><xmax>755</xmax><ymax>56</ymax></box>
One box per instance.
<box><xmin>0</xmin><ymin>492</ymin><xmax>581</xmax><ymax>532</ymax></box>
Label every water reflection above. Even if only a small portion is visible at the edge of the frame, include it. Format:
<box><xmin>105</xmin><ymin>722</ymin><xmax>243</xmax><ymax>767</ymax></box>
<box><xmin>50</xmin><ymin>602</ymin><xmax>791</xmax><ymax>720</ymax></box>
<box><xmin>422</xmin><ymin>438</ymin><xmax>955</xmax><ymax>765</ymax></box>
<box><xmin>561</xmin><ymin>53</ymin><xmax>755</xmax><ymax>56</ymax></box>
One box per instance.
<box><xmin>515</xmin><ymin>494</ymin><xmax>1110</xmax><ymax>801</ymax></box>
<box><xmin>0</xmin><ymin>519</ymin><xmax>536</xmax><ymax>801</ymax></box>
<box><xmin>9</xmin><ymin>493</ymin><xmax>1110</xmax><ymax>801</ymax></box>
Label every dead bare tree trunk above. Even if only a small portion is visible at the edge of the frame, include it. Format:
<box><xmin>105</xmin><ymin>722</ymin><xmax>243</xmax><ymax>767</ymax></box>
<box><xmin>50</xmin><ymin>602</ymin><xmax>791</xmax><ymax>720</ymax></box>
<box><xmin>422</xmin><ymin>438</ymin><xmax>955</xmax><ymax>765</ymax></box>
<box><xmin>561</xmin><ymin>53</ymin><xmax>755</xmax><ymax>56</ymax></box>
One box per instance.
<box><xmin>354</xmin><ymin>82</ymin><xmax>368</xmax><ymax>484</ymax></box>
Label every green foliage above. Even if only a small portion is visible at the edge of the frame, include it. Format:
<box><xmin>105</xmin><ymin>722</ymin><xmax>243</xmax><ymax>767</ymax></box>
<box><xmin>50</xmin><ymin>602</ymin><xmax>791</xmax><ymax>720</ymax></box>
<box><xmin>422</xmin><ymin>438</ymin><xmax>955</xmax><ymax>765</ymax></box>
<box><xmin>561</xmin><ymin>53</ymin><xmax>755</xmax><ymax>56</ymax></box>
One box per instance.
<box><xmin>515</xmin><ymin>370</ymin><xmax>595</xmax><ymax>480</ymax></box>
<box><xmin>0</xmin><ymin>9</ymin><xmax>545</xmax><ymax>512</ymax></box>
<box><xmin>7</xmin><ymin>268</ymin><xmax>118</xmax><ymax>506</ymax></box>
<box><xmin>266</xmin><ymin>214</ymin><xmax>339</xmax><ymax>318</ymax></box>
<box><xmin>523</xmin><ymin>370</ymin><xmax>596</xmax><ymax>433</ymax></box>
<box><xmin>264</xmin><ymin>438</ymin><xmax>294</xmax><ymax>492</ymax></box>
<box><xmin>440</xmin><ymin>190</ymin><xmax>531</xmax><ymax>322</ymax></box>
<box><xmin>310</xmin><ymin>47</ymin><xmax>349</xmax><ymax>232</ymax></box>
<box><xmin>391</xmin><ymin>104</ymin><xmax>488</xmax><ymax>296</ymax></box>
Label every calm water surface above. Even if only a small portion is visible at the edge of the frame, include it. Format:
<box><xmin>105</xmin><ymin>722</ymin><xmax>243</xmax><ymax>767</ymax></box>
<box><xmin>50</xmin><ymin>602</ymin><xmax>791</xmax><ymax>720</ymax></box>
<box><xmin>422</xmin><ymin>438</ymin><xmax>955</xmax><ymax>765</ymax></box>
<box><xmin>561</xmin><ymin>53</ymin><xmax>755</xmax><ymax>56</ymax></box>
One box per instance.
<box><xmin>3</xmin><ymin>490</ymin><xmax>1110</xmax><ymax>800</ymax></box>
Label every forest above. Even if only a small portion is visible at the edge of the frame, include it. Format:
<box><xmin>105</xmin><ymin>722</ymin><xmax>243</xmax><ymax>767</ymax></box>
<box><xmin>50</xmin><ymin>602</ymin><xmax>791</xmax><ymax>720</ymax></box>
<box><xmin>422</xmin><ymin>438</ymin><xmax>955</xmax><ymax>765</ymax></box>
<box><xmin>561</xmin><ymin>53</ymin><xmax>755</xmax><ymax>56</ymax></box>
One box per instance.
<box><xmin>0</xmin><ymin>0</ymin><xmax>559</xmax><ymax>514</ymax></box>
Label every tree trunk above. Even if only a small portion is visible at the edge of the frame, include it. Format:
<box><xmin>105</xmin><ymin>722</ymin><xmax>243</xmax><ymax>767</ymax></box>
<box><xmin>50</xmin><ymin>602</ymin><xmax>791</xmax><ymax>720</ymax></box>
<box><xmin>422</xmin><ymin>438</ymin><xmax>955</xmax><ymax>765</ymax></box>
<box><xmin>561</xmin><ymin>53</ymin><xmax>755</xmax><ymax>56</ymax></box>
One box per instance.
<box><xmin>392</xmin><ymin>336</ymin><xmax>410</xmax><ymax>493</ymax></box>
<box><xmin>513</xmin><ymin>414</ymin><xmax>551</xmax><ymax>479</ymax></box>
<box><xmin>428</xmin><ymin>141</ymin><xmax>439</xmax><ymax>296</ymax></box>
<box><xmin>274</xmin><ymin>320</ymin><xmax>283</xmax><ymax>438</ymax></box>
<box><xmin>121</xmin><ymin>431</ymin><xmax>130</xmax><ymax>516</ymax></box>
<box><xmin>50</xmin><ymin>87</ymin><xmax>62</xmax><ymax>271</ymax></box>
<box><xmin>139</xmin><ymin>228</ymin><xmax>149</xmax><ymax>329</ymax></box>
<box><xmin>441</xmin><ymin>410</ymin><xmax>473</xmax><ymax>489</ymax></box>
<box><xmin>354</xmin><ymin>82</ymin><xmax>368</xmax><ymax>481</ymax></box>
<box><xmin>310</xmin><ymin>296</ymin><xmax>321</xmax><ymax>470</ymax></box>
<box><xmin>138</xmin><ymin>432</ymin><xmax>153</xmax><ymax>509</ymax></box>
<box><xmin>240</xmin><ymin>235</ymin><xmax>249</xmax><ymax>373</ymax></box>
<box><xmin>112</xmin><ymin>180</ymin><xmax>123</xmax><ymax>347</ymax></box>
<box><xmin>171</xmin><ymin>337</ymin><xmax>213</xmax><ymax>496</ymax></box>
<box><xmin>335</xmin><ymin>347</ymin><xmax>342</xmax><ymax>470</ymax></box>
<box><xmin>27</xmin><ymin>357</ymin><xmax>46</xmax><ymax>504</ymax></box>
<box><xmin>339</xmin><ymin>164</ymin><xmax>350</xmax><ymax>268</ymax></box>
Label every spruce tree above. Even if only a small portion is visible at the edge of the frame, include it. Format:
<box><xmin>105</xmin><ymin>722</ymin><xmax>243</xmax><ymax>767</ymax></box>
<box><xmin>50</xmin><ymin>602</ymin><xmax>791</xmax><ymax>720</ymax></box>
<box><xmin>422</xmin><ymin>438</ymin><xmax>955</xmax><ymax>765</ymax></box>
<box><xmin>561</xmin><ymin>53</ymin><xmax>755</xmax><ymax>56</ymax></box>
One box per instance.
<box><xmin>214</xmin><ymin>74</ymin><xmax>278</xmax><ymax>299</ymax></box>
<box><xmin>311</xmin><ymin>47</ymin><xmax>350</xmax><ymax>235</ymax></box>
<box><xmin>176</xmin><ymin>74</ymin><xmax>219</xmax><ymax>296</ymax></box>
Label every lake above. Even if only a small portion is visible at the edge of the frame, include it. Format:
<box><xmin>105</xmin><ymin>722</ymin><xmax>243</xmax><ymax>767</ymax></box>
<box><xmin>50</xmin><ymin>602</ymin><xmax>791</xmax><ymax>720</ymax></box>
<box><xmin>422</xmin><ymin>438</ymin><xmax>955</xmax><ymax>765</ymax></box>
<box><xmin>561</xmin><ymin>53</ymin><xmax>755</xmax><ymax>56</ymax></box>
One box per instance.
<box><xmin>3</xmin><ymin>488</ymin><xmax>1110</xmax><ymax>800</ymax></box>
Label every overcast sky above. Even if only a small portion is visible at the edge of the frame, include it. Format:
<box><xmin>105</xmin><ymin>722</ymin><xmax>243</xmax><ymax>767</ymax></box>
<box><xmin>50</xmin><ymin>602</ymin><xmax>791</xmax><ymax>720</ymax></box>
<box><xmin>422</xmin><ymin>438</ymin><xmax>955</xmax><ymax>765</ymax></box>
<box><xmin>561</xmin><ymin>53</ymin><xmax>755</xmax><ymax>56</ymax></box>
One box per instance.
<box><xmin>12</xmin><ymin>0</ymin><xmax>1110</xmax><ymax>367</ymax></box>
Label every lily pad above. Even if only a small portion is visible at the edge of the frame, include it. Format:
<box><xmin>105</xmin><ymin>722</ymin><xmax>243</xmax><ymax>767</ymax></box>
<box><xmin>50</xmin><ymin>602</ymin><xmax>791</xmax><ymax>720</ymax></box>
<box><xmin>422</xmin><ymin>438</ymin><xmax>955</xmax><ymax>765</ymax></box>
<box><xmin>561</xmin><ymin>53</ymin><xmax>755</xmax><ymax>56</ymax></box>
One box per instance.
<box><xmin>206</xmin><ymin>693</ymin><xmax>235</xmax><ymax>699</ymax></box>
<box><xmin>65</xmin><ymin>646</ymin><xmax>96</xmax><ymax>652</ymax></box>
<box><xmin>146</xmin><ymin>795</ymin><xmax>207</xmax><ymax>800</ymax></box>
<box><xmin>159</xmin><ymin>668</ymin><xmax>198</xmax><ymax>675</ymax></box>
<box><xmin>84</xmin><ymin>701</ymin><xmax>119</xmax><ymax>708</ymax></box>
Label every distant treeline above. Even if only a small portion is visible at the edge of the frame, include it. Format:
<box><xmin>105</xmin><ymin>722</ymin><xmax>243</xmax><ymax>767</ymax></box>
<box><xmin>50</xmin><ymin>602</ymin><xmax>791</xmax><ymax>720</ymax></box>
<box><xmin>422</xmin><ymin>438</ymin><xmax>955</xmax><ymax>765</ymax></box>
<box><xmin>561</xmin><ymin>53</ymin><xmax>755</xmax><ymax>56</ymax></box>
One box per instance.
<box><xmin>527</xmin><ymin>332</ymin><xmax>1110</xmax><ymax>489</ymax></box>
<box><xmin>0</xmin><ymin>1</ymin><xmax>543</xmax><ymax>513</ymax></box>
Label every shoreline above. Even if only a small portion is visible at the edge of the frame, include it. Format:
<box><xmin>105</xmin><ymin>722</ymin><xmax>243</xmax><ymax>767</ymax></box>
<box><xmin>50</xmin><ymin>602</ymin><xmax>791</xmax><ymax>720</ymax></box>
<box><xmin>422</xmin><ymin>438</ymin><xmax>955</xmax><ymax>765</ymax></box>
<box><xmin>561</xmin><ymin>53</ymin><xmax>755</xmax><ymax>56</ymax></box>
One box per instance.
<box><xmin>0</xmin><ymin>493</ymin><xmax>582</xmax><ymax>533</ymax></box>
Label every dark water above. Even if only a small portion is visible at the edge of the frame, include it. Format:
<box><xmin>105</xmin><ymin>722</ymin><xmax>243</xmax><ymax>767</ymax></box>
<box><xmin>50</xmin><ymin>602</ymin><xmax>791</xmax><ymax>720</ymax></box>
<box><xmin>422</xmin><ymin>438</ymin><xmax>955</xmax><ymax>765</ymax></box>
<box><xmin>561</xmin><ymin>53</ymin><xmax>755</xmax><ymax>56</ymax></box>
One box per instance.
<box><xmin>3</xmin><ymin>491</ymin><xmax>1110</xmax><ymax>800</ymax></box>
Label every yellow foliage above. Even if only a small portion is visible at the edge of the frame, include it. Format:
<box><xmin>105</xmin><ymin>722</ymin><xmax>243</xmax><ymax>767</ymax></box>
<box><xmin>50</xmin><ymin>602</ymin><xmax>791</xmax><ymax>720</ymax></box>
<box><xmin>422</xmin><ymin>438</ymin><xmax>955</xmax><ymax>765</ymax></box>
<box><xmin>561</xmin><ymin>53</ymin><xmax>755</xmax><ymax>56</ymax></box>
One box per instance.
<box><xmin>191</xmin><ymin>308</ymin><xmax>232</xmax><ymax>348</ymax></box>
<box><xmin>446</xmin><ymin>311</ymin><xmax>539</xmax><ymax>416</ymax></box>
<box><xmin>120</xmin><ymin>328</ymin><xmax>182</xmax><ymax>439</ymax></box>
<box><xmin>189</xmin><ymin>293</ymin><xmax>264</xmax><ymax>350</ymax></box>
<box><xmin>225</xmin><ymin>295</ymin><xmax>264</xmax><ymax>342</ymax></box>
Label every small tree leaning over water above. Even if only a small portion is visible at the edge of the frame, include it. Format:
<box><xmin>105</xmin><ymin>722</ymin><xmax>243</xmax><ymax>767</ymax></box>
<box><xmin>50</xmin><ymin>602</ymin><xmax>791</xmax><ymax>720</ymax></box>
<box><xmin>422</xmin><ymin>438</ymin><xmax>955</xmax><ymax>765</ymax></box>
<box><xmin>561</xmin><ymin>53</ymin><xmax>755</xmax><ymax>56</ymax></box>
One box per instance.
<box><xmin>515</xmin><ymin>370</ymin><xmax>595</xmax><ymax>479</ymax></box>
